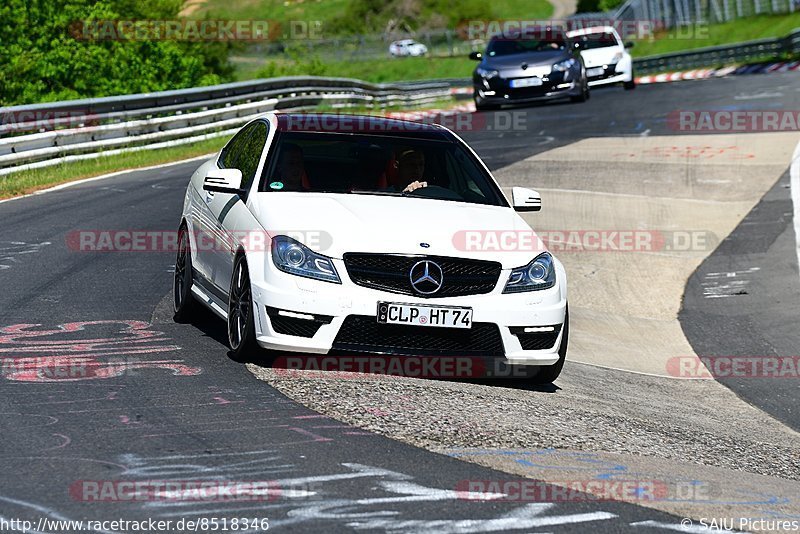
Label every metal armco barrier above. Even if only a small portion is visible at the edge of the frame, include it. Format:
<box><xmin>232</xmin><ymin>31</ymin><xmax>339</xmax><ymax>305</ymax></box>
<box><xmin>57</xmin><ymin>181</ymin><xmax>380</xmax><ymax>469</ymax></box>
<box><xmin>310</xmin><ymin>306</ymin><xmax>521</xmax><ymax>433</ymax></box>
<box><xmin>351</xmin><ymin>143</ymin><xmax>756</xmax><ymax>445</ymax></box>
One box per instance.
<box><xmin>0</xmin><ymin>77</ymin><xmax>450</xmax><ymax>176</ymax></box>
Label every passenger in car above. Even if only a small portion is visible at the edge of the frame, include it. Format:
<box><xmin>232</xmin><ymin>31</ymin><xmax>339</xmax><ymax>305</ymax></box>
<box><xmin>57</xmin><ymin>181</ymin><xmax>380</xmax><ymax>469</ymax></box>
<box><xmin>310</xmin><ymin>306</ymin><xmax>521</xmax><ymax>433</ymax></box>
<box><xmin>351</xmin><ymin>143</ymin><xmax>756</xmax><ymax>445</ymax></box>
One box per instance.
<box><xmin>275</xmin><ymin>143</ymin><xmax>311</xmax><ymax>191</ymax></box>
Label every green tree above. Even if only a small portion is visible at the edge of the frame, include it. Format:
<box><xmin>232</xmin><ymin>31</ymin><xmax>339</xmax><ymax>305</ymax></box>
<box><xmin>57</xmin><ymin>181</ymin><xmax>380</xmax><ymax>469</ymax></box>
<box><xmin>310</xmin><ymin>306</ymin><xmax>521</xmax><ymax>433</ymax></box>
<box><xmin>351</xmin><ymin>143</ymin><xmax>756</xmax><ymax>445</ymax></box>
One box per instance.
<box><xmin>0</xmin><ymin>0</ymin><xmax>234</xmax><ymax>106</ymax></box>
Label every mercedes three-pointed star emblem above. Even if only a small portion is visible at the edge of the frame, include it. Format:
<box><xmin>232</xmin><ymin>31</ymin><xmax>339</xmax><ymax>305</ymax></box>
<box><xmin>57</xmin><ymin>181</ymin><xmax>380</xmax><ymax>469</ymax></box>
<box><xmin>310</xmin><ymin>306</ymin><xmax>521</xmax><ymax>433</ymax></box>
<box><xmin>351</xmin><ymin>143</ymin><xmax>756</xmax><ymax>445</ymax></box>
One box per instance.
<box><xmin>409</xmin><ymin>260</ymin><xmax>444</xmax><ymax>295</ymax></box>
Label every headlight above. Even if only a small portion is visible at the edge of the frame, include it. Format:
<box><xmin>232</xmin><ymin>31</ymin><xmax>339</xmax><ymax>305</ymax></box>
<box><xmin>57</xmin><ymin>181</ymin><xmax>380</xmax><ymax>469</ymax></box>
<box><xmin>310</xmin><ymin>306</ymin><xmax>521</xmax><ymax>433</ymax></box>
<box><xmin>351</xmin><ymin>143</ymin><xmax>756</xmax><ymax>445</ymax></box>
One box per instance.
<box><xmin>476</xmin><ymin>67</ymin><xmax>499</xmax><ymax>79</ymax></box>
<box><xmin>503</xmin><ymin>252</ymin><xmax>556</xmax><ymax>293</ymax></box>
<box><xmin>271</xmin><ymin>235</ymin><xmax>340</xmax><ymax>283</ymax></box>
<box><xmin>552</xmin><ymin>58</ymin><xmax>576</xmax><ymax>72</ymax></box>
<box><xmin>612</xmin><ymin>52</ymin><xmax>623</xmax><ymax>62</ymax></box>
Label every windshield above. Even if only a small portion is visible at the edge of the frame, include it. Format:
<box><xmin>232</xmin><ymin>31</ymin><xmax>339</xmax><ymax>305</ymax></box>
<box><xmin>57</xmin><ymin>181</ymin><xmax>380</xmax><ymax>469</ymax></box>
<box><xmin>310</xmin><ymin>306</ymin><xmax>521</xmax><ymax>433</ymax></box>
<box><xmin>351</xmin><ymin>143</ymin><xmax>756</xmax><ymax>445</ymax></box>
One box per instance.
<box><xmin>487</xmin><ymin>36</ymin><xmax>567</xmax><ymax>56</ymax></box>
<box><xmin>573</xmin><ymin>32</ymin><xmax>619</xmax><ymax>49</ymax></box>
<box><xmin>259</xmin><ymin>132</ymin><xmax>507</xmax><ymax>207</ymax></box>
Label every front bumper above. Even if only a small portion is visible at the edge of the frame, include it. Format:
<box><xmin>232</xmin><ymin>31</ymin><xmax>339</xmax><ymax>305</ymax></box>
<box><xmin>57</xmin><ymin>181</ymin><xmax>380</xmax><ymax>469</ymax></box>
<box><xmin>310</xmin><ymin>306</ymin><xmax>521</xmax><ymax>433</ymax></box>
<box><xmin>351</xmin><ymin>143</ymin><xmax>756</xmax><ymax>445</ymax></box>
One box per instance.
<box><xmin>473</xmin><ymin>70</ymin><xmax>583</xmax><ymax>105</ymax></box>
<box><xmin>585</xmin><ymin>61</ymin><xmax>632</xmax><ymax>86</ymax></box>
<box><xmin>249</xmin><ymin>257</ymin><xmax>567</xmax><ymax>367</ymax></box>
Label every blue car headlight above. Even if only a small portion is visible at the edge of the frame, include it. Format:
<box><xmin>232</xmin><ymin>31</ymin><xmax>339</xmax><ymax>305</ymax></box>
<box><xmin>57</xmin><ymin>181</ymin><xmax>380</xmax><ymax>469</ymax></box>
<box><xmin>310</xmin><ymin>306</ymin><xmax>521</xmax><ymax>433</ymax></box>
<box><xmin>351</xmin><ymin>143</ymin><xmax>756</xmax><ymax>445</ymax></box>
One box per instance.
<box><xmin>552</xmin><ymin>58</ymin><xmax>576</xmax><ymax>72</ymax></box>
<box><xmin>476</xmin><ymin>67</ymin><xmax>499</xmax><ymax>79</ymax></box>
<box><xmin>503</xmin><ymin>252</ymin><xmax>556</xmax><ymax>293</ymax></box>
<box><xmin>271</xmin><ymin>235</ymin><xmax>340</xmax><ymax>283</ymax></box>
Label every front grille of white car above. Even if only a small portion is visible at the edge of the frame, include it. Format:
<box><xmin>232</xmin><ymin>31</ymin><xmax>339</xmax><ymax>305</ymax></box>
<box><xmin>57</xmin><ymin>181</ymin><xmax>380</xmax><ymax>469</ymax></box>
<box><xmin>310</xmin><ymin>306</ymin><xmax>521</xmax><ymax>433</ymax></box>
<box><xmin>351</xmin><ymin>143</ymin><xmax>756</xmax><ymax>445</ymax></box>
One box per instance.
<box><xmin>343</xmin><ymin>253</ymin><xmax>501</xmax><ymax>298</ymax></box>
<box><xmin>332</xmin><ymin>315</ymin><xmax>504</xmax><ymax>356</ymax></box>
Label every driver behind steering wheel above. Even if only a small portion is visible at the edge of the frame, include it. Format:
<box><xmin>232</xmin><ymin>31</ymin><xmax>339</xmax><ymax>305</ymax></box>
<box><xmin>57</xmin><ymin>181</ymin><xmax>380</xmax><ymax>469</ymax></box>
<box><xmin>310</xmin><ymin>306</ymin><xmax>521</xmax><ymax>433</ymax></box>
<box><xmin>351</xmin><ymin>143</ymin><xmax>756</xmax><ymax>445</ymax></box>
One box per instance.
<box><xmin>392</xmin><ymin>149</ymin><xmax>427</xmax><ymax>193</ymax></box>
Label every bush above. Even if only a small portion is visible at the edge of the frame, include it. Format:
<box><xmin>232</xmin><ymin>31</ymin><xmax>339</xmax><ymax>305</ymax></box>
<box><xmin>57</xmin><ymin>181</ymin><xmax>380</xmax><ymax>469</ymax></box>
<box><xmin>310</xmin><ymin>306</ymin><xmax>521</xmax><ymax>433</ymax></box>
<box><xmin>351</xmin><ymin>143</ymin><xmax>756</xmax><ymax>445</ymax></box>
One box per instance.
<box><xmin>0</xmin><ymin>0</ymin><xmax>234</xmax><ymax>106</ymax></box>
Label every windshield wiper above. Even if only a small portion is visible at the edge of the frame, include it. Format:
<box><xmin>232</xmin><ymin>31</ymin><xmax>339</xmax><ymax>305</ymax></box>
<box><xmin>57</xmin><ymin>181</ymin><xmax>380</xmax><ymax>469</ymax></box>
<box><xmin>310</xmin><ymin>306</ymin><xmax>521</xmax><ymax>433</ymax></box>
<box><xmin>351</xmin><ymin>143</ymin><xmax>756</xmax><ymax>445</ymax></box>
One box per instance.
<box><xmin>349</xmin><ymin>190</ymin><xmax>402</xmax><ymax>196</ymax></box>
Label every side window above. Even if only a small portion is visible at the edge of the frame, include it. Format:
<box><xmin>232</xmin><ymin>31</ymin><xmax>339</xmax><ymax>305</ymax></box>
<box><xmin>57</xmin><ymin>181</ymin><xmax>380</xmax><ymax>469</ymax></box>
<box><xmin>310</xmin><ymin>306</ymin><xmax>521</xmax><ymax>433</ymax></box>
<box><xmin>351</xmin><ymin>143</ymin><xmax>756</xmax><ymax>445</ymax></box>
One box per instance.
<box><xmin>445</xmin><ymin>149</ymin><xmax>491</xmax><ymax>204</ymax></box>
<box><xmin>219</xmin><ymin>123</ymin><xmax>256</xmax><ymax>170</ymax></box>
<box><xmin>237</xmin><ymin>122</ymin><xmax>269</xmax><ymax>190</ymax></box>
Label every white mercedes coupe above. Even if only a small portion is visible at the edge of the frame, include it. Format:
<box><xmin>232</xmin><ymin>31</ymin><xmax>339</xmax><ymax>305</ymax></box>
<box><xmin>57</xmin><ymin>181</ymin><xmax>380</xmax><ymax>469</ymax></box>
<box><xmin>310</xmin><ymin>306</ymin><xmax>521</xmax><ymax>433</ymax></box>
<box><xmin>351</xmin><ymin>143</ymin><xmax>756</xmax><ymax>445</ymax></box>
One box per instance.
<box><xmin>173</xmin><ymin>113</ymin><xmax>569</xmax><ymax>382</ymax></box>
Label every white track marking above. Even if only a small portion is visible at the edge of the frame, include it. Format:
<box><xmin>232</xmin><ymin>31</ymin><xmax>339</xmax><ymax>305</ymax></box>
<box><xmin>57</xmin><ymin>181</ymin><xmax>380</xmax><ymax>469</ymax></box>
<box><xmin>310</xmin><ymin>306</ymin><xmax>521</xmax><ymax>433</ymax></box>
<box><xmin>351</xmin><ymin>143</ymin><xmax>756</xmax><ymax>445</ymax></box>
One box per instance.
<box><xmin>569</xmin><ymin>360</ymin><xmax>704</xmax><ymax>380</ymax></box>
<box><xmin>0</xmin><ymin>154</ymin><xmax>214</xmax><ymax>206</ymax></box>
<box><xmin>347</xmin><ymin>504</ymin><xmax>617</xmax><ymax>533</ymax></box>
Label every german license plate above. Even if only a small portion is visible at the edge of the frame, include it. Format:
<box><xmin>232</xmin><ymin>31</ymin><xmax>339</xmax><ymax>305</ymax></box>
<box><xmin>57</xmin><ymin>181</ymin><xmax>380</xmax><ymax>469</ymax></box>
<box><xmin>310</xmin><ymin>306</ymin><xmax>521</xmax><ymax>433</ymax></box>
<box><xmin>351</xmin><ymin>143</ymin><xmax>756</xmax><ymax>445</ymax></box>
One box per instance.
<box><xmin>587</xmin><ymin>67</ymin><xmax>604</xmax><ymax>77</ymax></box>
<box><xmin>377</xmin><ymin>302</ymin><xmax>472</xmax><ymax>329</ymax></box>
<box><xmin>510</xmin><ymin>77</ymin><xmax>543</xmax><ymax>88</ymax></box>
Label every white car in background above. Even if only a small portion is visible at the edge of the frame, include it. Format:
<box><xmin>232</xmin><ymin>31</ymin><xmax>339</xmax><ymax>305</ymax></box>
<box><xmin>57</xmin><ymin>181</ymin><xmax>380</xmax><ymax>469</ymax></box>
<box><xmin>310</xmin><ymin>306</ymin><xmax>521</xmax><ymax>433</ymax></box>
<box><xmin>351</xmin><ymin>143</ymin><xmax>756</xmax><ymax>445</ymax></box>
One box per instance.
<box><xmin>173</xmin><ymin>113</ymin><xmax>569</xmax><ymax>383</ymax></box>
<box><xmin>389</xmin><ymin>39</ymin><xmax>429</xmax><ymax>57</ymax></box>
<box><xmin>567</xmin><ymin>26</ymin><xmax>635</xmax><ymax>90</ymax></box>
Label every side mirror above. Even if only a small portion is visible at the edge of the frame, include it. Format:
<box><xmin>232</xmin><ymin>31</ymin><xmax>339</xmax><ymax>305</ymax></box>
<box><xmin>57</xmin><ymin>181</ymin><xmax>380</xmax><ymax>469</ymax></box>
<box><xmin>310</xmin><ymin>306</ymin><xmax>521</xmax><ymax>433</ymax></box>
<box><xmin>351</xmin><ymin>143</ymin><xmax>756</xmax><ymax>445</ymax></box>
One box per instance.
<box><xmin>512</xmin><ymin>187</ymin><xmax>541</xmax><ymax>212</ymax></box>
<box><xmin>624</xmin><ymin>41</ymin><xmax>634</xmax><ymax>49</ymax></box>
<box><xmin>469</xmin><ymin>51</ymin><xmax>483</xmax><ymax>61</ymax></box>
<box><xmin>203</xmin><ymin>168</ymin><xmax>244</xmax><ymax>194</ymax></box>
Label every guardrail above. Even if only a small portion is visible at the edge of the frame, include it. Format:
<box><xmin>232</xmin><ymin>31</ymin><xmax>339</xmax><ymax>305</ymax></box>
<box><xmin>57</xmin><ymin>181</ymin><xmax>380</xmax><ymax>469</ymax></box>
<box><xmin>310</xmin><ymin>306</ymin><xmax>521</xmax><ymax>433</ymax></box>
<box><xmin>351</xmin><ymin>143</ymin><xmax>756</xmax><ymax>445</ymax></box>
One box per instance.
<box><xmin>0</xmin><ymin>77</ymin><xmax>450</xmax><ymax>176</ymax></box>
<box><xmin>633</xmin><ymin>29</ymin><xmax>800</xmax><ymax>74</ymax></box>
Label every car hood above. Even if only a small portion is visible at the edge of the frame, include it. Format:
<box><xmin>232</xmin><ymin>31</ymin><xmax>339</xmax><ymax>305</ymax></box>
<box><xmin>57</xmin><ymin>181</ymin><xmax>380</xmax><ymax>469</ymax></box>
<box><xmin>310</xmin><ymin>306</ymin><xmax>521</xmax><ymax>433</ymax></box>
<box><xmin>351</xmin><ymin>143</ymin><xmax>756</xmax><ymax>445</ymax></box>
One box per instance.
<box><xmin>580</xmin><ymin>47</ymin><xmax>623</xmax><ymax>67</ymax></box>
<box><xmin>483</xmin><ymin>50</ymin><xmax>567</xmax><ymax>68</ymax></box>
<box><xmin>249</xmin><ymin>193</ymin><xmax>545</xmax><ymax>268</ymax></box>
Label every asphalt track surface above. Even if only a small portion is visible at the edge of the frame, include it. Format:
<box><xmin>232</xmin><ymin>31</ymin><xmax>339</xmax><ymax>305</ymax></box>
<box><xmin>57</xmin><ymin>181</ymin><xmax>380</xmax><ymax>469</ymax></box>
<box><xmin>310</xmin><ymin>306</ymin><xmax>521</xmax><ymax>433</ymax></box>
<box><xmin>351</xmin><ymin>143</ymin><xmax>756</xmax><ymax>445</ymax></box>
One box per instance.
<box><xmin>0</xmin><ymin>72</ymin><xmax>798</xmax><ymax>533</ymax></box>
<box><xmin>680</xmin><ymin>168</ymin><xmax>800</xmax><ymax>429</ymax></box>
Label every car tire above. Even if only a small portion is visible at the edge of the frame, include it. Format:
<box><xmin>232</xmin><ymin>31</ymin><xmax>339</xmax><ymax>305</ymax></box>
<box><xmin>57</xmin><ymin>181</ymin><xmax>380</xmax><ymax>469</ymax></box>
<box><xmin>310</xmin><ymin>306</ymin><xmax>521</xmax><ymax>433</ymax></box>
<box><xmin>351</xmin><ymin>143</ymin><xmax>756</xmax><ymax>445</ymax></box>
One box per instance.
<box><xmin>624</xmin><ymin>78</ymin><xmax>636</xmax><ymax>90</ymax></box>
<box><xmin>570</xmin><ymin>79</ymin><xmax>590</xmax><ymax>103</ymax></box>
<box><xmin>530</xmin><ymin>307</ymin><xmax>569</xmax><ymax>384</ymax></box>
<box><xmin>173</xmin><ymin>224</ymin><xmax>200</xmax><ymax>323</ymax></box>
<box><xmin>228</xmin><ymin>254</ymin><xmax>260</xmax><ymax>362</ymax></box>
<box><xmin>474</xmin><ymin>95</ymin><xmax>497</xmax><ymax>111</ymax></box>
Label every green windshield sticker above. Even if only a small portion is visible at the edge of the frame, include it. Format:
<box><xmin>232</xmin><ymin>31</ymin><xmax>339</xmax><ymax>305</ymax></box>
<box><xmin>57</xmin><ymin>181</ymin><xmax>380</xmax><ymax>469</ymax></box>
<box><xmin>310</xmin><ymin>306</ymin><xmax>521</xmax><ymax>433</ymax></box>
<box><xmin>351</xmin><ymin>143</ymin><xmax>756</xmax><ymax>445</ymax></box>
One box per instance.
<box><xmin>269</xmin><ymin>181</ymin><xmax>284</xmax><ymax>190</ymax></box>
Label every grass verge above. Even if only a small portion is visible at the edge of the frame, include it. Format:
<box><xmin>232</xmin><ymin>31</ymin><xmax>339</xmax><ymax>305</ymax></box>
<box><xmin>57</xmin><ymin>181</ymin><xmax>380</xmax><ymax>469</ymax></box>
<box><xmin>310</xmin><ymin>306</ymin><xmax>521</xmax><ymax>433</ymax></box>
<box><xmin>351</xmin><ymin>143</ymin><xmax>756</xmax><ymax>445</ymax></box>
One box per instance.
<box><xmin>238</xmin><ymin>55</ymin><xmax>476</xmax><ymax>83</ymax></box>
<box><xmin>632</xmin><ymin>14</ymin><xmax>800</xmax><ymax>57</ymax></box>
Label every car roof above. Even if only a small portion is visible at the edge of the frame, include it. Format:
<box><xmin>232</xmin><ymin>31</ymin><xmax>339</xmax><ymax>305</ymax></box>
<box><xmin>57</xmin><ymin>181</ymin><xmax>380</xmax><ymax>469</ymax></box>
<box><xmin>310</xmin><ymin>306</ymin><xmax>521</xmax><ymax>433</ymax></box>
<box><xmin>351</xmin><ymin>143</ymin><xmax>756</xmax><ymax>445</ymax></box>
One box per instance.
<box><xmin>566</xmin><ymin>26</ymin><xmax>619</xmax><ymax>37</ymax></box>
<box><xmin>274</xmin><ymin>113</ymin><xmax>452</xmax><ymax>140</ymax></box>
<box><xmin>489</xmin><ymin>27</ymin><xmax>567</xmax><ymax>41</ymax></box>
